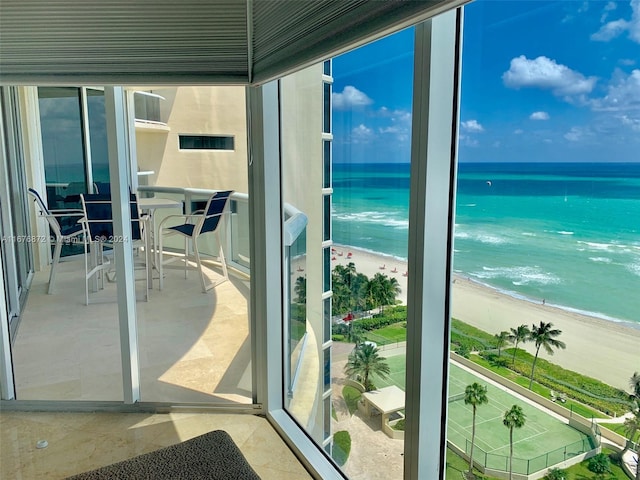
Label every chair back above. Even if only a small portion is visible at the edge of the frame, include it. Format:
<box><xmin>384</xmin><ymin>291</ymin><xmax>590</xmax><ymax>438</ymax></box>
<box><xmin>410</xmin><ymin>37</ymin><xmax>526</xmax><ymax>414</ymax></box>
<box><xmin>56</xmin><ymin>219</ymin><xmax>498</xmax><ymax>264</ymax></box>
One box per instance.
<box><xmin>200</xmin><ymin>190</ymin><xmax>234</xmax><ymax>234</ymax></box>
<box><xmin>81</xmin><ymin>193</ymin><xmax>144</xmax><ymax>242</ymax></box>
<box><xmin>28</xmin><ymin>187</ymin><xmax>61</xmax><ymax>237</ymax></box>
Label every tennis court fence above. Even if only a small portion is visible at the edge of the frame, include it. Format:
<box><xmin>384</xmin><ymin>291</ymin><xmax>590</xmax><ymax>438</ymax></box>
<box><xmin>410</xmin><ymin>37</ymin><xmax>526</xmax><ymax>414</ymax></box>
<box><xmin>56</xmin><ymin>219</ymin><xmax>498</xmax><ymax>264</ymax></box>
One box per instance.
<box><xmin>450</xmin><ymin>436</ymin><xmax>598</xmax><ymax>476</ymax></box>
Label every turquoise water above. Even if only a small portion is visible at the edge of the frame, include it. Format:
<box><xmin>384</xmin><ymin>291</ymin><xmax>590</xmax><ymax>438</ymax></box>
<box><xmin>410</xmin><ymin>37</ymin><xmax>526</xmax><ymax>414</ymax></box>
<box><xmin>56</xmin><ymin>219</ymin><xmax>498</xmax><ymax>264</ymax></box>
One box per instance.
<box><xmin>332</xmin><ymin>162</ymin><xmax>640</xmax><ymax>325</ymax></box>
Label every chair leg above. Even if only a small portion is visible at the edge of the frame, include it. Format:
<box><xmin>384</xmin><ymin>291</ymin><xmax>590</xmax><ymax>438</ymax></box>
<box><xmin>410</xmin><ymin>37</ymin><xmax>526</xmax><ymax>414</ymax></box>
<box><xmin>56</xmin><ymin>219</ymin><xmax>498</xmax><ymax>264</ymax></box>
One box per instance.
<box><xmin>84</xmin><ymin>240</ymin><xmax>90</xmax><ymax>306</ymax></box>
<box><xmin>193</xmin><ymin>240</ymin><xmax>207</xmax><ymax>293</ymax></box>
<box><xmin>159</xmin><ymin>231</ymin><xmax>164</xmax><ymax>291</ymax></box>
<box><xmin>184</xmin><ymin>237</ymin><xmax>189</xmax><ymax>279</ymax></box>
<box><xmin>48</xmin><ymin>238</ymin><xmax>63</xmax><ymax>295</ymax></box>
<box><xmin>144</xmin><ymin>238</ymin><xmax>150</xmax><ymax>302</ymax></box>
<box><xmin>217</xmin><ymin>232</ymin><xmax>229</xmax><ymax>283</ymax></box>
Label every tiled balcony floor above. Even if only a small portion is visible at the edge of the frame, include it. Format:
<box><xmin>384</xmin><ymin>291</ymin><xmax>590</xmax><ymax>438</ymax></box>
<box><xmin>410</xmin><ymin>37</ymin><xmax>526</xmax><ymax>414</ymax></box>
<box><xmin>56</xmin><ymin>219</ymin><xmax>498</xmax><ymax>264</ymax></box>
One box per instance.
<box><xmin>12</xmin><ymin>256</ymin><xmax>252</xmax><ymax>404</ymax></box>
<box><xmin>0</xmin><ymin>411</ymin><xmax>312</xmax><ymax>479</ymax></box>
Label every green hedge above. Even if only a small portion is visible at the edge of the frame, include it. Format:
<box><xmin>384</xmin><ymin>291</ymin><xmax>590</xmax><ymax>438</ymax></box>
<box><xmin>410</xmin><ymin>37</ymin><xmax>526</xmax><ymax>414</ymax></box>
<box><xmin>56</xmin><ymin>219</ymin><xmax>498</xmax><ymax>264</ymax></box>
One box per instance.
<box><xmin>494</xmin><ymin>349</ymin><xmax>629</xmax><ymax>415</ymax></box>
<box><xmin>332</xmin><ymin>431</ymin><xmax>351</xmax><ymax>466</ymax></box>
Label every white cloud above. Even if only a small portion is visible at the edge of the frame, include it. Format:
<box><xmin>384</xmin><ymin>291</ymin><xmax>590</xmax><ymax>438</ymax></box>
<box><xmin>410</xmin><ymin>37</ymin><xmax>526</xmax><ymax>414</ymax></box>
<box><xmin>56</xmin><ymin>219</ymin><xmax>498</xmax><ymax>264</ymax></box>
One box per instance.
<box><xmin>377</xmin><ymin>108</ymin><xmax>411</xmax><ymax>142</ymax></box>
<box><xmin>514</xmin><ymin>129</ymin><xmax>524</xmax><ymax>135</ymax></box>
<box><xmin>591</xmin><ymin>19</ymin><xmax>630</xmax><ymax>41</ymax></box>
<box><xmin>564</xmin><ymin>126</ymin><xmax>593</xmax><ymax>142</ymax></box>
<box><xmin>530</xmin><ymin>111</ymin><xmax>550</xmax><ymax>120</ymax></box>
<box><xmin>459</xmin><ymin>134</ymin><xmax>479</xmax><ymax>147</ymax></box>
<box><xmin>351</xmin><ymin>124</ymin><xmax>373</xmax><ymax>143</ymax></box>
<box><xmin>461</xmin><ymin>119</ymin><xmax>484</xmax><ymax>132</ymax></box>
<box><xmin>502</xmin><ymin>55</ymin><xmax>597</xmax><ymax>97</ymax></box>
<box><xmin>620</xmin><ymin>58</ymin><xmax>637</xmax><ymax>66</ymax></box>
<box><xmin>591</xmin><ymin>0</ymin><xmax>640</xmax><ymax>43</ymax></box>
<box><xmin>332</xmin><ymin>86</ymin><xmax>373</xmax><ymax>110</ymax></box>
<box><xmin>600</xmin><ymin>1</ymin><xmax>618</xmax><ymax>22</ymax></box>
<box><xmin>621</xmin><ymin>114</ymin><xmax>640</xmax><ymax>131</ymax></box>
<box><xmin>377</xmin><ymin>107</ymin><xmax>411</xmax><ymax>123</ymax></box>
<box><xmin>592</xmin><ymin>69</ymin><xmax>640</xmax><ymax>111</ymax></box>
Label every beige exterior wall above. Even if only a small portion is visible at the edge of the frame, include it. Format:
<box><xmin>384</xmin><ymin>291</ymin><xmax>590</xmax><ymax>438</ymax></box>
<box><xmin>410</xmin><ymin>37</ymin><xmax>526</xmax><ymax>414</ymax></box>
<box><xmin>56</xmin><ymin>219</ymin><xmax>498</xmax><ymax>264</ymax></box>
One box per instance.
<box><xmin>135</xmin><ymin>86</ymin><xmax>248</xmax><ymax>193</ymax></box>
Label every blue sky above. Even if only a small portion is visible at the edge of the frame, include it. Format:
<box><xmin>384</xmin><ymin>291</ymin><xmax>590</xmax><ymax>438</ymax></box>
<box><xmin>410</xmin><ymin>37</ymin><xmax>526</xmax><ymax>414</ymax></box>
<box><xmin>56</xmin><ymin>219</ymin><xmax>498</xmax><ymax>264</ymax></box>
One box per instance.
<box><xmin>332</xmin><ymin>0</ymin><xmax>640</xmax><ymax>163</ymax></box>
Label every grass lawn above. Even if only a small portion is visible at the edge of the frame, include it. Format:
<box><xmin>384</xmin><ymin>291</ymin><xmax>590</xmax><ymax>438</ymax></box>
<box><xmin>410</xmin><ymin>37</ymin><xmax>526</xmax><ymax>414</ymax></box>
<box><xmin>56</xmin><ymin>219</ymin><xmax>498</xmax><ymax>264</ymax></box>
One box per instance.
<box><xmin>372</xmin><ymin>355</ymin><xmax>595</xmax><ymax>475</ymax></box>
<box><xmin>360</xmin><ymin>316</ymin><xmax>626</xmax><ymax>416</ymax></box>
<box><xmin>563</xmin><ymin>448</ymin><xmax>629</xmax><ymax>480</ymax></box>
<box><xmin>364</xmin><ymin>322</ymin><xmax>406</xmax><ymax>345</ymax></box>
<box><xmin>469</xmin><ymin>354</ymin><xmax>605</xmax><ymax>420</ymax></box>
<box><xmin>446</xmin><ymin>447</ymin><xmax>494</xmax><ymax>479</ymax></box>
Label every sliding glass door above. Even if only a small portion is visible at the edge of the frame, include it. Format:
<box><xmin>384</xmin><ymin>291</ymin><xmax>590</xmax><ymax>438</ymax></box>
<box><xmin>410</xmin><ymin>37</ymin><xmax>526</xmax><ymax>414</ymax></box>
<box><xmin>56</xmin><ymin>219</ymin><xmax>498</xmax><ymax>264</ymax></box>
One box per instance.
<box><xmin>38</xmin><ymin>87</ymin><xmax>109</xmax><ymax>255</ymax></box>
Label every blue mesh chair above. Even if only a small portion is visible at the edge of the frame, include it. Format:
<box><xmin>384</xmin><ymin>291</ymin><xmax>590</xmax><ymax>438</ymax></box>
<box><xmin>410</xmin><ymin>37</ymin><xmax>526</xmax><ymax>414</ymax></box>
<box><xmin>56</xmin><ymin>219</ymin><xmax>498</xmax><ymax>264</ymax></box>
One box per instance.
<box><xmin>80</xmin><ymin>193</ymin><xmax>149</xmax><ymax>305</ymax></box>
<box><xmin>158</xmin><ymin>190</ymin><xmax>233</xmax><ymax>293</ymax></box>
<box><xmin>28</xmin><ymin>187</ymin><xmax>86</xmax><ymax>294</ymax></box>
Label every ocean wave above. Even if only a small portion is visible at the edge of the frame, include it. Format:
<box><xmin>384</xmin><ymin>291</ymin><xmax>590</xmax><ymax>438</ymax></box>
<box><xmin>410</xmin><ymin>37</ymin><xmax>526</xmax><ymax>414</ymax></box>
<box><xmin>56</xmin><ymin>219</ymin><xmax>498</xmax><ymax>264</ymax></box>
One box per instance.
<box><xmin>626</xmin><ymin>263</ymin><xmax>640</xmax><ymax>277</ymax></box>
<box><xmin>577</xmin><ymin>240</ymin><xmax>640</xmax><ymax>254</ymax></box>
<box><xmin>458</xmin><ymin>276</ymin><xmax>638</xmax><ymax>326</ymax></box>
<box><xmin>473</xmin><ymin>266</ymin><xmax>561</xmax><ymax>286</ymax></box>
<box><xmin>461</xmin><ymin>203</ymin><xmax>477</xmax><ymax>207</ymax></box>
<box><xmin>522</xmin><ymin>232</ymin><xmax>536</xmax><ymax>237</ymax></box>
<box><xmin>557</xmin><ymin>231</ymin><xmax>574</xmax><ymax>235</ymax></box>
<box><xmin>589</xmin><ymin>257</ymin><xmax>612</xmax><ymax>263</ymax></box>
<box><xmin>454</xmin><ymin>230</ymin><xmax>508</xmax><ymax>245</ymax></box>
<box><xmin>334</xmin><ymin>210</ymin><xmax>408</xmax><ymax>229</ymax></box>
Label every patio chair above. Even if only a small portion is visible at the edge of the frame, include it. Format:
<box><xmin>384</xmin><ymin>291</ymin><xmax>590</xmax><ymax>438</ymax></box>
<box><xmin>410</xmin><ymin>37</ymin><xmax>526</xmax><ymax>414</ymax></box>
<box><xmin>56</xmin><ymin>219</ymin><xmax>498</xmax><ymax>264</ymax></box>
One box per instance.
<box><xmin>28</xmin><ymin>187</ymin><xmax>86</xmax><ymax>294</ymax></box>
<box><xmin>158</xmin><ymin>190</ymin><xmax>233</xmax><ymax>293</ymax></box>
<box><xmin>80</xmin><ymin>193</ymin><xmax>150</xmax><ymax>305</ymax></box>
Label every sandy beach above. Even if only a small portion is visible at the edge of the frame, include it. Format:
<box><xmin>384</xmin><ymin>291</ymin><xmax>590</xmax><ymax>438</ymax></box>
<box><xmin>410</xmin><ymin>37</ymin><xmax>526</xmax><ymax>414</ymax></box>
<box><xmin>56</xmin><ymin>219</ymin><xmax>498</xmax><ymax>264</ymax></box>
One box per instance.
<box><xmin>332</xmin><ymin>244</ymin><xmax>639</xmax><ymax>392</ymax></box>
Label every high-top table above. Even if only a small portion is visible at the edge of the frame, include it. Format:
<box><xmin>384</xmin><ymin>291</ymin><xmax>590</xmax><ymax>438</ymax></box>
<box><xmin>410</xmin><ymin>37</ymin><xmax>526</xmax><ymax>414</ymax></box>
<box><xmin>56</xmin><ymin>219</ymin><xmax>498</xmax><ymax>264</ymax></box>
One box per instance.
<box><xmin>138</xmin><ymin>197</ymin><xmax>183</xmax><ymax>287</ymax></box>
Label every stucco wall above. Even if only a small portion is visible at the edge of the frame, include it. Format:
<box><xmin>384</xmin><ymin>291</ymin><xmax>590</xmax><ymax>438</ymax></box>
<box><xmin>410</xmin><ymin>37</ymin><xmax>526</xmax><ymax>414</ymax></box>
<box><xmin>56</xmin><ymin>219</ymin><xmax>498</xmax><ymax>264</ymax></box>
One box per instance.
<box><xmin>135</xmin><ymin>86</ymin><xmax>248</xmax><ymax>193</ymax></box>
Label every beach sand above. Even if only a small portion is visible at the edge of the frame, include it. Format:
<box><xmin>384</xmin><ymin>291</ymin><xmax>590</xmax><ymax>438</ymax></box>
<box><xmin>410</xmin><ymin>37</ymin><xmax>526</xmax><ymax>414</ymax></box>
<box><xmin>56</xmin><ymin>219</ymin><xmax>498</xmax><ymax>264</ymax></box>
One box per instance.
<box><xmin>332</xmin><ymin>244</ymin><xmax>639</xmax><ymax>392</ymax></box>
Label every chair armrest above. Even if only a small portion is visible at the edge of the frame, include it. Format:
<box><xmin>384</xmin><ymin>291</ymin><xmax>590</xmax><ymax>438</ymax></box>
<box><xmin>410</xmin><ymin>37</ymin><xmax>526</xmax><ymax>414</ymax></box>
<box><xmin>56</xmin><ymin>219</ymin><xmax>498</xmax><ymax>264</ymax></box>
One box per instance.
<box><xmin>48</xmin><ymin>208</ymin><xmax>85</xmax><ymax>215</ymax></box>
<box><xmin>158</xmin><ymin>214</ymin><xmax>197</xmax><ymax>231</ymax></box>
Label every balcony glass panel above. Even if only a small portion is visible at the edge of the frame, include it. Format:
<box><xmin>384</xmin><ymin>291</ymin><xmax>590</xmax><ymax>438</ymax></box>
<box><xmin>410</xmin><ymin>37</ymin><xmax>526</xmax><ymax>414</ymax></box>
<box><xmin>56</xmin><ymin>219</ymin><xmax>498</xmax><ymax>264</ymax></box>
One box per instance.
<box><xmin>281</xmin><ymin>28</ymin><xmax>414</xmax><ymax>476</ymax></box>
<box><xmin>13</xmin><ymin>85</ymin><xmax>252</xmax><ymax>405</ymax></box>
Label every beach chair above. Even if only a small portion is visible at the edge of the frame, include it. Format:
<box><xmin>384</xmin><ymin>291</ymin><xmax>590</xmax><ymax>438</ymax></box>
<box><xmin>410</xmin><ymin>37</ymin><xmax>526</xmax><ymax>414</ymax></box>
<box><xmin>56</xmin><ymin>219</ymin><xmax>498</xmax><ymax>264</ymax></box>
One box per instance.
<box><xmin>158</xmin><ymin>190</ymin><xmax>233</xmax><ymax>293</ymax></box>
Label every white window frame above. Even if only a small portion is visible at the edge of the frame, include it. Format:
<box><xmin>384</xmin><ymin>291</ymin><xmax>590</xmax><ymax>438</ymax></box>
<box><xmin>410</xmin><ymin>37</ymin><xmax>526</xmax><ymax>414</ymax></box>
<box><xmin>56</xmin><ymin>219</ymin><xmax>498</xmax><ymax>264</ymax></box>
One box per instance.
<box><xmin>250</xmin><ymin>9</ymin><xmax>462</xmax><ymax>479</ymax></box>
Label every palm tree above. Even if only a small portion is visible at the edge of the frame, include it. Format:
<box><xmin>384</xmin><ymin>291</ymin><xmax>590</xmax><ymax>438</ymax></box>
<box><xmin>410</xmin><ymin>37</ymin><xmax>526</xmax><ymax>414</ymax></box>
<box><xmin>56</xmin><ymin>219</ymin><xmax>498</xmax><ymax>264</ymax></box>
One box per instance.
<box><xmin>344</xmin><ymin>343</ymin><xmax>391</xmax><ymax>392</ymax></box>
<box><xmin>630</xmin><ymin>371</ymin><xmax>640</xmax><ymax>400</ymax></box>
<box><xmin>507</xmin><ymin>324</ymin><xmax>530</xmax><ymax>366</ymax></box>
<box><xmin>620</xmin><ymin>400</ymin><xmax>640</xmax><ymax>466</ymax></box>
<box><xmin>464</xmin><ymin>382</ymin><xmax>488</xmax><ymax>478</ymax></box>
<box><xmin>527</xmin><ymin>322</ymin><xmax>566</xmax><ymax>389</ymax></box>
<box><xmin>294</xmin><ymin>276</ymin><xmax>306</xmax><ymax>304</ymax></box>
<box><xmin>503</xmin><ymin>405</ymin><xmax>526</xmax><ymax>480</ymax></box>
<box><xmin>494</xmin><ymin>331</ymin><xmax>510</xmax><ymax>357</ymax></box>
<box><xmin>365</xmin><ymin>273</ymin><xmax>401</xmax><ymax>312</ymax></box>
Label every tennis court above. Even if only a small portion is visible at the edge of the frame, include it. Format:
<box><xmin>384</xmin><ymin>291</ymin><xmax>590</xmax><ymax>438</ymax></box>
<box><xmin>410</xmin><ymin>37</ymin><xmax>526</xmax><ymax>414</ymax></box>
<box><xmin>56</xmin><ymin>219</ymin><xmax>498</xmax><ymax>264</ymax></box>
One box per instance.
<box><xmin>371</xmin><ymin>354</ymin><xmax>594</xmax><ymax>471</ymax></box>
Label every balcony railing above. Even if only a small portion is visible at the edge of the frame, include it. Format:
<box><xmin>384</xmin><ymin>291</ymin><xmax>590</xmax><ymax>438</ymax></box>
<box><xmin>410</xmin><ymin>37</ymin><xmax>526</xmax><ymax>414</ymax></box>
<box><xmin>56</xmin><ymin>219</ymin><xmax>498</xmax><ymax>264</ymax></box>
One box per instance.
<box><xmin>138</xmin><ymin>186</ymin><xmax>307</xmax><ymax>278</ymax></box>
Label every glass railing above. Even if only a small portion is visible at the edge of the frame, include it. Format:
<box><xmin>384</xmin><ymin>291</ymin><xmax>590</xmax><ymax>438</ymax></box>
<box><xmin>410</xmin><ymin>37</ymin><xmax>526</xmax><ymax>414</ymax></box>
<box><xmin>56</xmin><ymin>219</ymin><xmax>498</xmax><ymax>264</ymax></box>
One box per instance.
<box><xmin>138</xmin><ymin>186</ymin><xmax>250</xmax><ymax>274</ymax></box>
<box><xmin>133</xmin><ymin>91</ymin><xmax>165</xmax><ymax>125</ymax></box>
<box><xmin>138</xmin><ymin>186</ymin><xmax>307</xmax><ymax>278</ymax></box>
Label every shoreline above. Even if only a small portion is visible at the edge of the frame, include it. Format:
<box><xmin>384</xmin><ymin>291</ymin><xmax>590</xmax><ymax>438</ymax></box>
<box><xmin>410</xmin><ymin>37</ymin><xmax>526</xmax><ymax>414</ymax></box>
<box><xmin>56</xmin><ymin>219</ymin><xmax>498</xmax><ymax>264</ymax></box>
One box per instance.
<box><xmin>332</xmin><ymin>243</ymin><xmax>640</xmax><ymax>392</ymax></box>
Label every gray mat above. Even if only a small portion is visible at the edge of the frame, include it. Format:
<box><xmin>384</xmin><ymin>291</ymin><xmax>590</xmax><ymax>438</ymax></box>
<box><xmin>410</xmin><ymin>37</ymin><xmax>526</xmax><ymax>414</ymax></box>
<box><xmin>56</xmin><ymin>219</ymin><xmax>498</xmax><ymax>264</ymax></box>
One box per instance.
<box><xmin>66</xmin><ymin>430</ymin><xmax>261</xmax><ymax>480</ymax></box>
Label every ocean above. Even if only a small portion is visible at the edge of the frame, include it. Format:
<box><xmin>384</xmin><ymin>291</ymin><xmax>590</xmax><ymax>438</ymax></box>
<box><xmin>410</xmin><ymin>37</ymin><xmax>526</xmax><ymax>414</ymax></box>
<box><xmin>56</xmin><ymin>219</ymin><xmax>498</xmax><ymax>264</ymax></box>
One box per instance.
<box><xmin>332</xmin><ymin>162</ymin><xmax>640</xmax><ymax>325</ymax></box>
